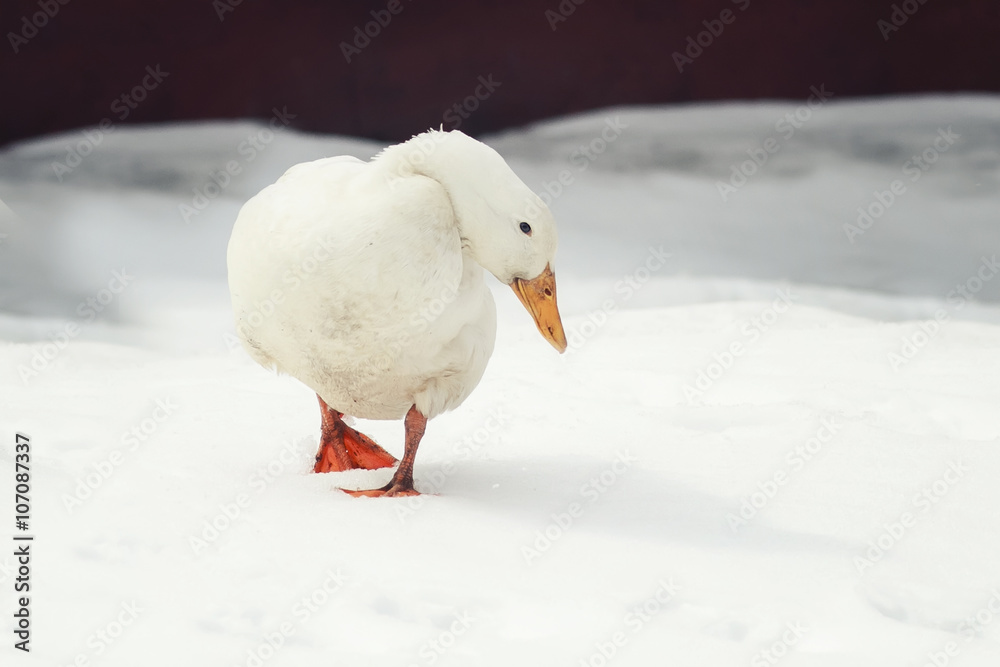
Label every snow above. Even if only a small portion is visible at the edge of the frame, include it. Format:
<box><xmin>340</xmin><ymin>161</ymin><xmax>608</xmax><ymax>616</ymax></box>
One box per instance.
<box><xmin>2</xmin><ymin>95</ymin><xmax>1000</xmax><ymax>666</ymax></box>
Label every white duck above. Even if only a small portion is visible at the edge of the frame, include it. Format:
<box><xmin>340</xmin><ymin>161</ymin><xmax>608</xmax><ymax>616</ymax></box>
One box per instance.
<box><xmin>227</xmin><ymin>129</ymin><xmax>566</xmax><ymax>497</ymax></box>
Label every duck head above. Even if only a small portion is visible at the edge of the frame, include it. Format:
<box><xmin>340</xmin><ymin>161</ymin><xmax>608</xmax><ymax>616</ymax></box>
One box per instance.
<box><xmin>402</xmin><ymin>130</ymin><xmax>568</xmax><ymax>353</ymax></box>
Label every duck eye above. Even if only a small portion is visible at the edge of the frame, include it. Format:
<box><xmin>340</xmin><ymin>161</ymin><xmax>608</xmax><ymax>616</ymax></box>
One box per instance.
<box><xmin>519</xmin><ymin>222</ymin><xmax>532</xmax><ymax>235</ymax></box>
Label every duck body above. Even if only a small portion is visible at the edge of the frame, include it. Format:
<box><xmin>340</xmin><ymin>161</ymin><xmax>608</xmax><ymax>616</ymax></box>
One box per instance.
<box><xmin>228</xmin><ymin>153</ymin><xmax>497</xmax><ymax>421</ymax></box>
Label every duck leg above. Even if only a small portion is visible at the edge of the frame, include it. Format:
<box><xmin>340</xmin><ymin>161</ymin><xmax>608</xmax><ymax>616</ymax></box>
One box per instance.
<box><xmin>347</xmin><ymin>405</ymin><xmax>426</xmax><ymax>497</ymax></box>
<box><xmin>313</xmin><ymin>395</ymin><xmax>397</xmax><ymax>473</ymax></box>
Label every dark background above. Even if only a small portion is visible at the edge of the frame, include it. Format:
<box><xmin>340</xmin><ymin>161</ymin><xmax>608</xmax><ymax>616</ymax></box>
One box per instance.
<box><xmin>2</xmin><ymin>0</ymin><xmax>998</xmax><ymax>147</ymax></box>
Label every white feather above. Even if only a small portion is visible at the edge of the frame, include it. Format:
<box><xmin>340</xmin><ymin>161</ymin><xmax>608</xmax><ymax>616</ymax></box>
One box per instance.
<box><xmin>227</xmin><ymin>130</ymin><xmax>557</xmax><ymax>420</ymax></box>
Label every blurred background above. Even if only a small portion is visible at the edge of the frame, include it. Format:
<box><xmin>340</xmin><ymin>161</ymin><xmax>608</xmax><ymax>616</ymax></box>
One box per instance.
<box><xmin>1</xmin><ymin>0</ymin><xmax>999</xmax><ymax>333</ymax></box>
<box><xmin>3</xmin><ymin>0</ymin><xmax>999</xmax><ymax>145</ymax></box>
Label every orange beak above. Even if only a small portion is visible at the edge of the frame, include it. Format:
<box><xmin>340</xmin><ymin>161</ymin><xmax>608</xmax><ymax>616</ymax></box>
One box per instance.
<box><xmin>510</xmin><ymin>264</ymin><xmax>568</xmax><ymax>353</ymax></box>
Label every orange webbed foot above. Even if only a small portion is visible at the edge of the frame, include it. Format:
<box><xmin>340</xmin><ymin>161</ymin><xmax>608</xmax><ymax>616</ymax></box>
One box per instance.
<box><xmin>313</xmin><ymin>395</ymin><xmax>397</xmax><ymax>473</ymax></box>
<box><xmin>344</xmin><ymin>483</ymin><xmax>420</xmax><ymax>498</ymax></box>
<box><xmin>341</xmin><ymin>427</ymin><xmax>397</xmax><ymax>470</ymax></box>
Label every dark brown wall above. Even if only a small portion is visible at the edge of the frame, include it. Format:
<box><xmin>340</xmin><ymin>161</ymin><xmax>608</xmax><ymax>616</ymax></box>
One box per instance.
<box><xmin>2</xmin><ymin>0</ymin><xmax>998</xmax><ymax>146</ymax></box>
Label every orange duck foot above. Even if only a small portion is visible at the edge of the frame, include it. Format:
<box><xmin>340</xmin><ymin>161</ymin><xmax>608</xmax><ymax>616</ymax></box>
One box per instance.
<box><xmin>313</xmin><ymin>395</ymin><xmax>398</xmax><ymax>473</ymax></box>
<box><xmin>344</xmin><ymin>404</ymin><xmax>428</xmax><ymax>498</ymax></box>
<box><xmin>345</xmin><ymin>481</ymin><xmax>420</xmax><ymax>498</ymax></box>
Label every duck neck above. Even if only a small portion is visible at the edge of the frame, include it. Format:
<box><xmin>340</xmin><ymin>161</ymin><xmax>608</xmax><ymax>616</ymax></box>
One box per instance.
<box><xmin>377</xmin><ymin>130</ymin><xmax>500</xmax><ymax>270</ymax></box>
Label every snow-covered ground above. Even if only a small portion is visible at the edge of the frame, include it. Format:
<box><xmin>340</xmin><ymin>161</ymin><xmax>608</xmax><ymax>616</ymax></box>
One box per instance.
<box><xmin>1</xmin><ymin>95</ymin><xmax>999</xmax><ymax>666</ymax></box>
